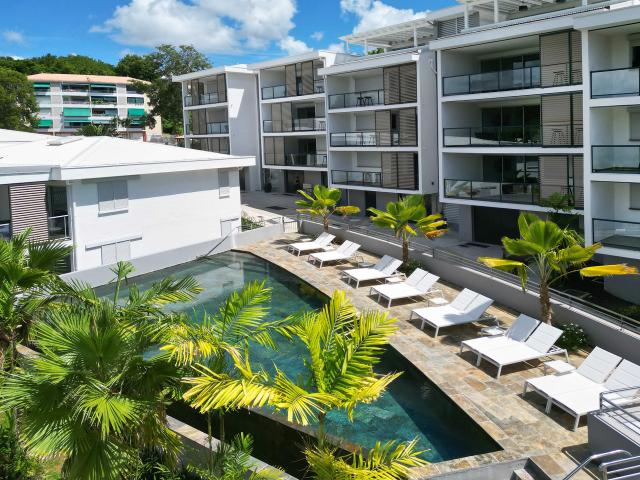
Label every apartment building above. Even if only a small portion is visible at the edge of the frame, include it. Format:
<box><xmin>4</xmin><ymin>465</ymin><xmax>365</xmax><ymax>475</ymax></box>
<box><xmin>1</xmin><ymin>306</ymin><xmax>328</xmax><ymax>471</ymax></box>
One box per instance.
<box><xmin>250</xmin><ymin>51</ymin><xmax>352</xmax><ymax>193</ymax></box>
<box><xmin>28</xmin><ymin>73</ymin><xmax>162</xmax><ymax>140</ymax></box>
<box><xmin>173</xmin><ymin>65</ymin><xmax>261</xmax><ymax>191</ymax></box>
<box><xmin>0</xmin><ymin>129</ymin><xmax>252</xmax><ymax>272</ymax></box>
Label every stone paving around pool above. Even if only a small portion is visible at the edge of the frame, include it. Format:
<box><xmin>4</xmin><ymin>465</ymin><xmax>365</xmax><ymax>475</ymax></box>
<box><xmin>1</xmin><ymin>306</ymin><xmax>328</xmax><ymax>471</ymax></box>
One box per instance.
<box><xmin>238</xmin><ymin>234</ymin><xmax>595</xmax><ymax>480</ymax></box>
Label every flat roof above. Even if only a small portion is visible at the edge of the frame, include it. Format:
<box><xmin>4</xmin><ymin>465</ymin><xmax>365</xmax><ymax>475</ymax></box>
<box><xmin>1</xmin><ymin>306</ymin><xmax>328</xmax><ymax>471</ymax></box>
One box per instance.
<box><xmin>27</xmin><ymin>73</ymin><xmax>149</xmax><ymax>85</ymax></box>
<box><xmin>0</xmin><ymin>134</ymin><xmax>254</xmax><ymax>184</ymax></box>
<box><xmin>0</xmin><ymin>129</ymin><xmax>51</xmax><ymax>145</ymax></box>
<box><xmin>172</xmin><ymin>64</ymin><xmax>255</xmax><ymax>82</ymax></box>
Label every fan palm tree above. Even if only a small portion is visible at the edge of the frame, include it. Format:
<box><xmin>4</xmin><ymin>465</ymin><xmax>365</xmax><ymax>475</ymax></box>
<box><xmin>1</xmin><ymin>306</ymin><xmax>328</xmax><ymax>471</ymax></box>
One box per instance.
<box><xmin>0</xmin><ymin>229</ymin><xmax>72</xmax><ymax>372</ymax></box>
<box><xmin>74</xmin><ymin>122</ymin><xmax>119</xmax><ymax>137</ymax></box>
<box><xmin>2</xmin><ymin>261</ymin><xmax>202</xmax><ymax>480</ymax></box>
<box><xmin>296</xmin><ymin>185</ymin><xmax>360</xmax><ymax>232</ymax></box>
<box><xmin>478</xmin><ymin>212</ymin><xmax>637</xmax><ymax>324</ymax></box>
<box><xmin>367</xmin><ymin>195</ymin><xmax>447</xmax><ymax>264</ymax></box>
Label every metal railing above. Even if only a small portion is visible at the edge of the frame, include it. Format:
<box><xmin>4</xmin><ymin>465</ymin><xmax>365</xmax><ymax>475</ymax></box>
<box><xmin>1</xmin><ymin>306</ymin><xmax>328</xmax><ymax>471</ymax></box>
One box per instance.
<box><xmin>592</xmin><ymin>67</ymin><xmax>640</xmax><ymax>98</ymax></box>
<box><xmin>330</xmin><ymin>130</ymin><xmax>417</xmax><ymax>147</ymax></box>
<box><xmin>558</xmin><ymin>450</ymin><xmax>631</xmax><ymax>480</ymax></box>
<box><xmin>206</xmin><ymin>122</ymin><xmax>229</xmax><ymax>134</ymax></box>
<box><xmin>261</xmin><ymin>81</ymin><xmax>324</xmax><ymax>100</ymax></box>
<box><xmin>0</xmin><ymin>222</ymin><xmax>10</xmax><ymax>239</ymax></box>
<box><xmin>443</xmin><ymin>125</ymin><xmax>541</xmax><ymax>147</ymax></box>
<box><xmin>443</xmin><ymin>66</ymin><xmax>541</xmax><ymax>96</ymax></box>
<box><xmin>263</xmin><ymin>117</ymin><xmax>326</xmax><ymax>133</ymax></box>
<box><xmin>264</xmin><ymin>153</ymin><xmax>327</xmax><ymax>168</ymax></box>
<box><xmin>593</xmin><ymin>218</ymin><xmax>640</xmax><ymax>252</ymax></box>
<box><xmin>331</xmin><ymin>169</ymin><xmax>418</xmax><ymax>190</ymax></box>
<box><xmin>184</xmin><ymin>92</ymin><xmax>222</xmax><ymax>107</ymax></box>
<box><xmin>328</xmin><ymin>89</ymin><xmax>385</xmax><ymax>109</ymax></box>
<box><xmin>592</xmin><ymin>145</ymin><xmax>640</xmax><ymax>173</ymax></box>
<box><xmin>48</xmin><ymin>215</ymin><xmax>70</xmax><ymax>240</ymax></box>
<box><xmin>444</xmin><ymin>179</ymin><xmax>583</xmax><ymax>208</ymax></box>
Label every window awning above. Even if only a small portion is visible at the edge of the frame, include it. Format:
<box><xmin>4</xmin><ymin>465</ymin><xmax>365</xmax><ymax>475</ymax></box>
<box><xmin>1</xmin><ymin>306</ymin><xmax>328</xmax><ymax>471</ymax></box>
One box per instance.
<box><xmin>90</xmin><ymin>83</ymin><xmax>116</xmax><ymax>88</ymax></box>
<box><xmin>127</xmin><ymin>108</ymin><xmax>145</xmax><ymax>117</ymax></box>
<box><xmin>38</xmin><ymin>119</ymin><xmax>53</xmax><ymax>127</ymax></box>
<box><xmin>33</xmin><ymin>82</ymin><xmax>50</xmax><ymax>88</ymax></box>
<box><xmin>63</xmin><ymin>108</ymin><xmax>91</xmax><ymax>117</ymax></box>
<box><xmin>64</xmin><ymin>119</ymin><xmax>91</xmax><ymax>124</ymax></box>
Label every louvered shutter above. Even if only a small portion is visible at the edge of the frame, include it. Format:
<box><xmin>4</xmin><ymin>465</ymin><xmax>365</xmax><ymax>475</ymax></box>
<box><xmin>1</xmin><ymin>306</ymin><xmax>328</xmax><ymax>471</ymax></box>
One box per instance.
<box><xmin>383</xmin><ymin>66</ymin><xmax>400</xmax><ymax>105</ymax></box>
<box><xmin>542</xmin><ymin>95</ymin><xmax>571</xmax><ymax>146</ymax></box>
<box><xmin>264</xmin><ymin>137</ymin><xmax>274</xmax><ymax>165</ymax></box>
<box><xmin>381</xmin><ymin>153</ymin><xmax>397</xmax><ymax>188</ymax></box>
<box><xmin>539</xmin><ymin>156</ymin><xmax>569</xmax><ymax>201</ymax></box>
<box><xmin>571</xmin><ymin>155</ymin><xmax>584</xmax><ymax>208</ymax></box>
<box><xmin>217</xmin><ymin>74</ymin><xmax>227</xmax><ymax>102</ymax></box>
<box><xmin>375</xmin><ymin>110</ymin><xmax>391</xmax><ymax>146</ymax></box>
<box><xmin>399</xmin><ymin>64</ymin><xmax>417</xmax><ymax>103</ymax></box>
<box><xmin>285</xmin><ymin>64</ymin><xmax>297</xmax><ymax>97</ymax></box>
<box><xmin>112</xmin><ymin>181</ymin><xmax>128</xmax><ymax>211</ymax></box>
<box><xmin>437</xmin><ymin>18</ymin><xmax>457</xmax><ymax>38</ymax></box>
<box><xmin>570</xmin><ymin>31</ymin><xmax>582</xmax><ymax>85</ymax></box>
<box><xmin>397</xmin><ymin>153</ymin><xmax>418</xmax><ymax>189</ymax></box>
<box><xmin>572</xmin><ymin>93</ymin><xmax>583</xmax><ymax>146</ymax></box>
<box><xmin>301</xmin><ymin>61</ymin><xmax>314</xmax><ymax>95</ymax></box>
<box><xmin>271</xmin><ymin>104</ymin><xmax>282</xmax><ymax>132</ymax></box>
<box><xmin>281</xmin><ymin>103</ymin><xmax>292</xmax><ymax>132</ymax></box>
<box><xmin>275</xmin><ymin>137</ymin><xmax>285</xmax><ymax>165</ymax></box>
<box><xmin>399</xmin><ymin>108</ymin><xmax>417</xmax><ymax>146</ymax></box>
<box><xmin>220</xmin><ymin>137</ymin><xmax>230</xmax><ymax>153</ymax></box>
<box><xmin>540</xmin><ymin>32</ymin><xmax>570</xmax><ymax>87</ymax></box>
<box><xmin>9</xmin><ymin>183</ymin><xmax>49</xmax><ymax>241</ymax></box>
<box><xmin>313</xmin><ymin>60</ymin><xmax>324</xmax><ymax>93</ymax></box>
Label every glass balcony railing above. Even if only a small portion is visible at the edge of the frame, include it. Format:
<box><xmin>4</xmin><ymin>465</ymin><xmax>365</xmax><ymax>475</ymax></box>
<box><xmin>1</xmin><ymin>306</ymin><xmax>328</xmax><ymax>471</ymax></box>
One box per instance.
<box><xmin>261</xmin><ymin>81</ymin><xmax>324</xmax><ymax>100</ymax></box>
<box><xmin>328</xmin><ymin>89</ymin><xmax>385</xmax><ymax>109</ymax></box>
<box><xmin>184</xmin><ymin>92</ymin><xmax>223</xmax><ymax>107</ymax></box>
<box><xmin>264</xmin><ymin>153</ymin><xmax>327</xmax><ymax>168</ymax></box>
<box><xmin>443</xmin><ymin>66</ymin><xmax>541</xmax><ymax>96</ymax></box>
<box><xmin>263</xmin><ymin>117</ymin><xmax>326</xmax><ymax>132</ymax></box>
<box><xmin>593</xmin><ymin>218</ymin><xmax>640</xmax><ymax>252</ymax></box>
<box><xmin>444</xmin><ymin>179</ymin><xmax>583</xmax><ymax>208</ymax></box>
<box><xmin>443</xmin><ymin>125</ymin><xmax>541</xmax><ymax>147</ymax></box>
<box><xmin>206</xmin><ymin>122</ymin><xmax>229</xmax><ymax>134</ymax></box>
<box><xmin>331</xmin><ymin>170</ymin><xmax>382</xmax><ymax>187</ymax></box>
<box><xmin>591</xmin><ymin>67</ymin><xmax>640</xmax><ymax>98</ymax></box>
<box><xmin>592</xmin><ymin>146</ymin><xmax>640</xmax><ymax>173</ymax></box>
<box><xmin>330</xmin><ymin>130</ymin><xmax>416</xmax><ymax>147</ymax></box>
<box><xmin>0</xmin><ymin>222</ymin><xmax>10</xmax><ymax>239</ymax></box>
<box><xmin>48</xmin><ymin>215</ymin><xmax>71</xmax><ymax>240</ymax></box>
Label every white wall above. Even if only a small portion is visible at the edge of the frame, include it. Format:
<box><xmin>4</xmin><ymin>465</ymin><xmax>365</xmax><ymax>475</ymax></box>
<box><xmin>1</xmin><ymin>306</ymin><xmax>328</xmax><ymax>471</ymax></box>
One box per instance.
<box><xmin>69</xmin><ymin>169</ymin><xmax>241</xmax><ymax>271</ymax></box>
<box><xmin>418</xmin><ymin>50</ymin><xmax>439</xmax><ymax>195</ymax></box>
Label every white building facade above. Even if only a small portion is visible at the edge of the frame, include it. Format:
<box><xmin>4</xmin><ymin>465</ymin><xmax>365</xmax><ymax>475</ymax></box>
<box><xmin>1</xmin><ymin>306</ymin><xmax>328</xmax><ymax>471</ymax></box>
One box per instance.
<box><xmin>28</xmin><ymin>73</ymin><xmax>162</xmax><ymax>141</ymax></box>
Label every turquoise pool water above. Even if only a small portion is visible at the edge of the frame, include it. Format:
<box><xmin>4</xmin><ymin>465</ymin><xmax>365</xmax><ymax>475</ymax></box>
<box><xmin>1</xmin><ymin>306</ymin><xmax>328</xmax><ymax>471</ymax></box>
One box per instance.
<box><xmin>102</xmin><ymin>251</ymin><xmax>499</xmax><ymax>469</ymax></box>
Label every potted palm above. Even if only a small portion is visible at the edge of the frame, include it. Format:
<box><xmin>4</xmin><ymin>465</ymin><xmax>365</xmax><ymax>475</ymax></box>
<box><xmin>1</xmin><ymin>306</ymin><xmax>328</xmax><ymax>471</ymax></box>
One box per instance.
<box><xmin>295</xmin><ymin>185</ymin><xmax>360</xmax><ymax>232</ymax></box>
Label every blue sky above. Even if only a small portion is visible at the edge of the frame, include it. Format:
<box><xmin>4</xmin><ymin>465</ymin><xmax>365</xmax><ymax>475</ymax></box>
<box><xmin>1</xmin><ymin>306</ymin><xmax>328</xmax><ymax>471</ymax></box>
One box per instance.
<box><xmin>0</xmin><ymin>0</ymin><xmax>457</xmax><ymax>66</ymax></box>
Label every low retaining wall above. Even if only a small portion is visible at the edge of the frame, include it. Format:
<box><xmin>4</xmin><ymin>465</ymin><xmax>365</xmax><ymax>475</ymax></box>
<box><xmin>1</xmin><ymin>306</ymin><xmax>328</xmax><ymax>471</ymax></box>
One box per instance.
<box><xmin>300</xmin><ymin>221</ymin><xmax>640</xmax><ymax>364</ymax></box>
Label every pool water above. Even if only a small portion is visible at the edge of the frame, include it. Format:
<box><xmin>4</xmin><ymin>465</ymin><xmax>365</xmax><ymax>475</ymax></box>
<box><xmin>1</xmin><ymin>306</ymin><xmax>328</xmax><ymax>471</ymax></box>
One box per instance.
<box><xmin>100</xmin><ymin>251</ymin><xmax>499</xmax><ymax>472</ymax></box>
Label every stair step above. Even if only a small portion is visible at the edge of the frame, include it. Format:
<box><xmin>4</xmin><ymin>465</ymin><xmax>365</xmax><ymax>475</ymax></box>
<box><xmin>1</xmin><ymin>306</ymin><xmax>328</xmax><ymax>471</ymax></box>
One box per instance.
<box><xmin>511</xmin><ymin>468</ymin><xmax>536</xmax><ymax>480</ymax></box>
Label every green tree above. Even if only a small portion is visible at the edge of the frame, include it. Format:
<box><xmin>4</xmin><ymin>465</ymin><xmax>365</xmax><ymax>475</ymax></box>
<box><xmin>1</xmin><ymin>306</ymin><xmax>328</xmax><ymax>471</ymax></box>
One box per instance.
<box><xmin>295</xmin><ymin>185</ymin><xmax>360</xmax><ymax>232</ymax></box>
<box><xmin>74</xmin><ymin>120</ymin><xmax>119</xmax><ymax>137</ymax></box>
<box><xmin>115</xmin><ymin>54</ymin><xmax>159</xmax><ymax>82</ymax></box>
<box><xmin>0</xmin><ymin>54</ymin><xmax>115</xmax><ymax>76</ymax></box>
<box><xmin>479</xmin><ymin>212</ymin><xmax>638</xmax><ymax>324</ymax></box>
<box><xmin>2</xmin><ymin>262</ymin><xmax>202</xmax><ymax>480</ymax></box>
<box><xmin>0</xmin><ymin>68</ymin><xmax>38</xmax><ymax>131</ymax></box>
<box><xmin>367</xmin><ymin>195</ymin><xmax>447</xmax><ymax>263</ymax></box>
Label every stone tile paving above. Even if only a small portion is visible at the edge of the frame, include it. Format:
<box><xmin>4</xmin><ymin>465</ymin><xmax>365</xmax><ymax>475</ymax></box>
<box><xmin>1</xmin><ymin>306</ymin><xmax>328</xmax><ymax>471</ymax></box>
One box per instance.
<box><xmin>238</xmin><ymin>234</ymin><xmax>595</xmax><ymax>479</ymax></box>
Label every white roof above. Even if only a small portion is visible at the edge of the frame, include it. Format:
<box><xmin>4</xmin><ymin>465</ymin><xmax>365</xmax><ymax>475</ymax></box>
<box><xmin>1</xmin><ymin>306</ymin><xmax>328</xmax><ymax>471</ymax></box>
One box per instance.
<box><xmin>0</xmin><ymin>134</ymin><xmax>254</xmax><ymax>184</ymax></box>
<box><xmin>0</xmin><ymin>129</ymin><xmax>52</xmax><ymax>145</ymax></box>
<box><xmin>172</xmin><ymin>64</ymin><xmax>255</xmax><ymax>82</ymax></box>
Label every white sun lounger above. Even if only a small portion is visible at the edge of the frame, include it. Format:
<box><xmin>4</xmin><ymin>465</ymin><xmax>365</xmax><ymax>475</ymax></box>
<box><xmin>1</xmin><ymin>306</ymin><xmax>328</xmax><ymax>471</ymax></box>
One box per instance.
<box><xmin>549</xmin><ymin>359</ymin><xmax>640</xmax><ymax>430</ymax></box>
<box><xmin>307</xmin><ymin>241</ymin><xmax>361</xmax><ymax>268</ymax></box>
<box><xmin>411</xmin><ymin>289</ymin><xmax>495</xmax><ymax>337</ymax></box>
<box><xmin>460</xmin><ymin>314</ymin><xmax>540</xmax><ymax>356</ymax></box>
<box><xmin>369</xmin><ymin>269</ymin><xmax>440</xmax><ymax>308</ymax></box>
<box><xmin>341</xmin><ymin>255</ymin><xmax>403</xmax><ymax>288</ymax></box>
<box><xmin>288</xmin><ymin>232</ymin><xmax>335</xmax><ymax>256</ymax></box>
<box><xmin>476</xmin><ymin>322</ymin><xmax>566</xmax><ymax>378</ymax></box>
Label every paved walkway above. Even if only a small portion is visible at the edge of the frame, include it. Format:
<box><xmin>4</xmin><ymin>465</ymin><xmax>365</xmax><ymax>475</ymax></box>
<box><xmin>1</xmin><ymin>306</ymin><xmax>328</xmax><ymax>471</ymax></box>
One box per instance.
<box><xmin>237</xmin><ymin>234</ymin><xmax>594</xmax><ymax>479</ymax></box>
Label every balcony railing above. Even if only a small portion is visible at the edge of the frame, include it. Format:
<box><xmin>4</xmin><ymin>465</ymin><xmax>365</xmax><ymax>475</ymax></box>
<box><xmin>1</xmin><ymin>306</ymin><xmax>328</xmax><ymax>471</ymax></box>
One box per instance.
<box><xmin>328</xmin><ymin>89</ymin><xmax>385</xmax><ymax>109</ymax></box>
<box><xmin>592</xmin><ymin>146</ymin><xmax>640</xmax><ymax>173</ymax></box>
<box><xmin>264</xmin><ymin>153</ymin><xmax>327</xmax><ymax>168</ymax></box>
<box><xmin>330</xmin><ymin>130</ymin><xmax>416</xmax><ymax>147</ymax></box>
<box><xmin>206</xmin><ymin>122</ymin><xmax>229</xmax><ymax>134</ymax></box>
<box><xmin>261</xmin><ymin>81</ymin><xmax>324</xmax><ymax>100</ymax></box>
<box><xmin>443</xmin><ymin>66</ymin><xmax>541</xmax><ymax>96</ymax></box>
<box><xmin>593</xmin><ymin>218</ymin><xmax>640</xmax><ymax>252</ymax></box>
<box><xmin>48</xmin><ymin>215</ymin><xmax>70</xmax><ymax>240</ymax></box>
<box><xmin>263</xmin><ymin>117</ymin><xmax>326</xmax><ymax>132</ymax></box>
<box><xmin>331</xmin><ymin>169</ymin><xmax>419</xmax><ymax>190</ymax></box>
<box><xmin>443</xmin><ymin>125</ymin><xmax>541</xmax><ymax>147</ymax></box>
<box><xmin>184</xmin><ymin>92</ymin><xmax>222</xmax><ymax>107</ymax></box>
<box><xmin>0</xmin><ymin>222</ymin><xmax>10</xmax><ymax>239</ymax></box>
<box><xmin>591</xmin><ymin>67</ymin><xmax>640</xmax><ymax>98</ymax></box>
<box><xmin>444</xmin><ymin>179</ymin><xmax>583</xmax><ymax>208</ymax></box>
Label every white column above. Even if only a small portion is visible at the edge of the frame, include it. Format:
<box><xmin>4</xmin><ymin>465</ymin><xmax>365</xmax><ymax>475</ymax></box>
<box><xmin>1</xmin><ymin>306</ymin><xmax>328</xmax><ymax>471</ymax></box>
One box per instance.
<box><xmin>464</xmin><ymin>3</ymin><xmax>469</xmax><ymax>29</ymax></box>
<box><xmin>413</xmin><ymin>27</ymin><xmax>418</xmax><ymax>47</ymax></box>
<box><xmin>494</xmin><ymin>0</ymin><xmax>499</xmax><ymax>23</ymax></box>
<box><xmin>364</xmin><ymin>38</ymin><xmax>368</xmax><ymax>54</ymax></box>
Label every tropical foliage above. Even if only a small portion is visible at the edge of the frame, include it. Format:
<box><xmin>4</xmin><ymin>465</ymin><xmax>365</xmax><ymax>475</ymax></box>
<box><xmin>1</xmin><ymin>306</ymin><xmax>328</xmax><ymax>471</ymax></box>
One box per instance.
<box><xmin>296</xmin><ymin>185</ymin><xmax>360</xmax><ymax>232</ymax></box>
<box><xmin>0</xmin><ymin>54</ymin><xmax>116</xmax><ymax>76</ymax></box>
<box><xmin>478</xmin><ymin>212</ymin><xmax>637</xmax><ymax>323</ymax></box>
<box><xmin>0</xmin><ymin>67</ymin><xmax>38</xmax><ymax>131</ymax></box>
<box><xmin>367</xmin><ymin>194</ymin><xmax>447</xmax><ymax>263</ymax></box>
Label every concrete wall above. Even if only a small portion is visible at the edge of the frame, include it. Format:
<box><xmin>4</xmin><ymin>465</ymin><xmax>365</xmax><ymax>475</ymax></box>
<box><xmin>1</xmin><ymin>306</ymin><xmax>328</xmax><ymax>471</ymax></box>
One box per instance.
<box><xmin>418</xmin><ymin>50</ymin><xmax>439</xmax><ymax>195</ymax></box>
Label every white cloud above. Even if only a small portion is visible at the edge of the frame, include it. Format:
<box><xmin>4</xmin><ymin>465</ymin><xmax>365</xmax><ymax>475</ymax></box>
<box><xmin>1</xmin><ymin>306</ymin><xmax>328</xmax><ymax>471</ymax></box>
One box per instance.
<box><xmin>326</xmin><ymin>42</ymin><xmax>345</xmax><ymax>53</ymax></box>
<box><xmin>10</xmin><ymin>55</ymin><xmax>24</xmax><ymax>60</ymax></box>
<box><xmin>2</xmin><ymin>30</ymin><xmax>26</xmax><ymax>45</ymax></box>
<box><xmin>340</xmin><ymin>0</ymin><xmax>427</xmax><ymax>33</ymax></box>
<box><xmin>278</xmin><ymin>35</ymin><xmax>311</xmax><ymax>56</ymax></box>
<box><xmin>119</xmin><ymin>48</ymin><xmax>135</xmax><ymax>58</ymax></box>
<box><xmin>310</xmin><ymin>31</ymin><xmax>324</xmax><ymax>41</ymax></box>
<box><xmin>91</xmin><ymin>0</ymin><xmax>309</xmax><ymax>55</ymax></box>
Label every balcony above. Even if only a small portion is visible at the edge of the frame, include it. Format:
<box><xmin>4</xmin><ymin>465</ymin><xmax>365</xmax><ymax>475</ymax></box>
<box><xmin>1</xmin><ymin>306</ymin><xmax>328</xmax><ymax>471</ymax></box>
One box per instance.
<box><xmin>443</xmin><ymin>66</ymin><xmax>541</xmax><ymax>96</ymax></box>
<box><xmin>591</xmin><ymin>68</ymin><xmax>640</xmax><ymax>98</ymax></box>
<box><xmin>593</xmin><ymin>218</ymin><xmax>640</xmax><ymax>252</ymax></box>
<box><xmin>263</xmin><ymin>117</ymin><xmax>326</xmax><ymax>133</ymax></box>
<box><xmin>184</xmin><ymin>92</ymin><xmax>222</xmax><ymax>107</ymax></box>
<box><xmin>261</xmin><ymin>81</ymin><xmax>324</xmax><ymax>100</ymax></box>
<box><xmin>444</xmin><ymin>179</ymin><xmax>583</xmax><ymax>208</ymax></box>
<box><xmin>443</xmin><ymin>126</ymin><xmax>541</xmax><ymax>147</ymax></box>
<box><xmin>206</xmin><ymin>122</ymin><xmax>229</xmax><ymax>134</ymax></box>
<box><xmin>48</xmin><ymin>215</ymin><xmax>70</xmax><ymax>240</ymax></box>
<box><xmin>330</xmin><ymin>130</ymin><xmax>417</xmax><ymax>148</ymax></box>
<box><xmin>328</xmin><ymin>89</ymin><xmax>385</xmax><ymax>109</ymax></box>
<box><xmin>331</xmin><ymin>169</ymin><xmax>418</xmax><ymax>190</ymax></box>
<box><xmin>264</xmin><ymin>153</ymin><xmax>327</xmax><ymax>168</ymax></box>
<box><xmin>592</xmin><ymin>146</ymin><xmax>640</xmax><ymax>173</ymax></box>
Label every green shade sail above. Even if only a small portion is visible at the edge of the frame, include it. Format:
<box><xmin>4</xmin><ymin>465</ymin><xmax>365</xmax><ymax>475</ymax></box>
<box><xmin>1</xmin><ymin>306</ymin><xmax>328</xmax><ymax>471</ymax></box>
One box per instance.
<box><xmin>38</xmin><ymin>119</ymin><xmax>53</xmax><ymax>127</ymax></box>
<box><xmin>63</xmin><ymin>108</ymin><xmax>90</xmax><ymax>117</ymax></box>
<box><xmin>127</xmin><ymin>108</ymin><xmax>145</xmax><ymax>117</ymax></box>
<box><xmin>33</xmin><ymin>82</ymin><xmax>50</xmax><ymax>88</ymax></box>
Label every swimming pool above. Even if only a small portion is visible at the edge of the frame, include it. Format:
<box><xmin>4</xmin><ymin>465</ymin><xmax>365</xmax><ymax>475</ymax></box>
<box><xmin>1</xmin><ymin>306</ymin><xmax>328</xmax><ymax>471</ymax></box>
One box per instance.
<box><xmin>101</xmin><ymin>251</ymin><xmax>499</xmax><ymax>473</ymax></box>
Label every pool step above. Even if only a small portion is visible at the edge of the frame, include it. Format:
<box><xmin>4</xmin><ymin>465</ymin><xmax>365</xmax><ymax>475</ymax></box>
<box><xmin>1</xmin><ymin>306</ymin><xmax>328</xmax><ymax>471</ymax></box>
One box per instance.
<box><xmin>511</xmin><ymin>468</ymin><xmax>537</xmax><ymax>480</ymax></box>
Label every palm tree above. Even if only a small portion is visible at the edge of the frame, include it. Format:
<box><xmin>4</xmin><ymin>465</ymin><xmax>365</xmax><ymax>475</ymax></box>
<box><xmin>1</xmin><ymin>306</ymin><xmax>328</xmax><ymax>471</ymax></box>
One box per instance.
<box><xmin>478</xmin><ymin>212</ymin><xmax>637</xmax><ymax>324</ymax></box>
<box><xmin>296</xmin><ymin>185</ymin><xmax>360</xmax><ymax>232</ymax></box>
<box><xmin>2</xmin><ymin>262</ymin><xmax>202</xmax><ymax>480</ymax></box>
<box><xmin>0</xmin><ymin>229</ymin><xmax>71</xmax><ymax>372</ymax></box>
<box><xmin>367</xmin><ymin>194</ymin><xmax>447</xmax><ymax>264</ymax></box>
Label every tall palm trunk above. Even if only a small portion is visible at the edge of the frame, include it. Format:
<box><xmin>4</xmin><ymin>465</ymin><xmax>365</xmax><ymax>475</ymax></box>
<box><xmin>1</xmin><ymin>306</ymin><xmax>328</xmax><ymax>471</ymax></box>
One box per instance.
<box><xmin>401</xmin><ymin>233</ymin><xmax>409</xmax><ymax>264</ymax></box>
<box><xmin>539</xmin><ymin>282</ymin><xmax>553</xmax><ymax>325</ymax></box>
<box><xmin>323</xmin><ymin>215</ymin><xmax>330</xmax><ymax>233</ymax></box>
<box><xmin>317</xmin><ymin>412</ymin><xmax>327</xmax><ymax>448</ymax></box>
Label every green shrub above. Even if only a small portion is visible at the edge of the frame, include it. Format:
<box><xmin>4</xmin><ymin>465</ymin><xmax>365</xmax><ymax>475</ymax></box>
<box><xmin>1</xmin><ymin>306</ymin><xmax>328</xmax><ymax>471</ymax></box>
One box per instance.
<box><xmin>0</xmin><ymin>421</ymin><xmax>42</xmax><ymax>480</ymax></box>
<box><xmin>556</xmin><ymin>323</ymin><xmax>590</xmax><ymax>352</ymax></box>
<box><xmin>398</xmin><ymin>259</ymin><xmax>421</xmax><ymax>275</ymax></box>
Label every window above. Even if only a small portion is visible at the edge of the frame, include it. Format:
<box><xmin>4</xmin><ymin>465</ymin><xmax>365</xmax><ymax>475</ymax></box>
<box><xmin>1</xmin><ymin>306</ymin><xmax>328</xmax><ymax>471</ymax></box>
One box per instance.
<box><xmin>631</xmin><ymin>184</ymin><xmax>640</xmax><ymax>210</ymax></box>
<box><xmin>630</xmin><ymin>111</ymin><xmax>640</xmax><ymax>141</ymax></box>
<box><xmin>101</xmin><ymin>240</ymin><xmax>131</xmax><ymax>265</ymax></box>
<box><xmin>633</xmin><ymin>46</ymin><xmax>640</xmax><ymax>69</ymax></box>
<box><xmin>127</xmin><ymin>97</ymin><xmax>144</xmax><ymax>104</ymax></box>
<box><xmin>97</xmin><ymin>180</ymin><xmax>128</xmax><ymax>213</ymax></box>
<box><xmin>219</xmin><ymin>170</ymin><xmax>230</xmax><ymax>198</ymax></box>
